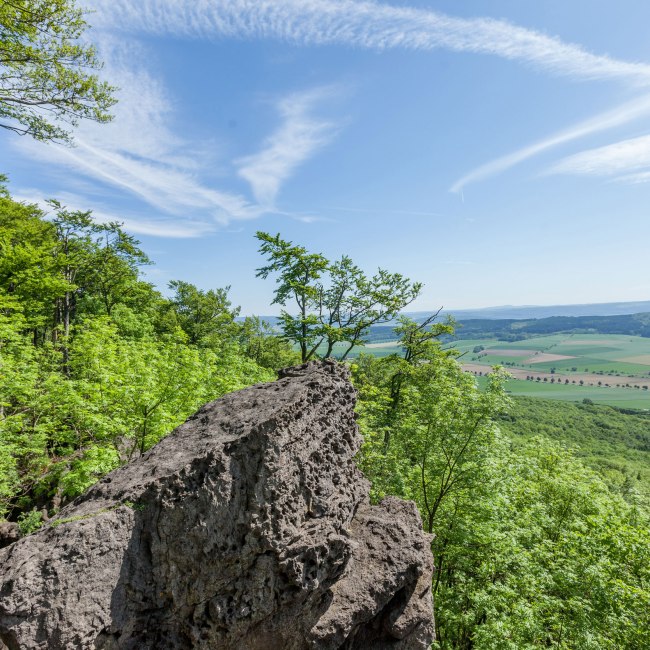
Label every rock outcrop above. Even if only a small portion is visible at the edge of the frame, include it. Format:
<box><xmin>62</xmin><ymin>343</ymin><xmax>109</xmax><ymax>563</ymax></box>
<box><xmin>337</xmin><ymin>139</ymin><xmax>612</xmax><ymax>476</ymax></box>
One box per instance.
<box><xmin>0</xmin><ymin>361</ymin><xmax>434</xmax><ymax>649</ymax></box>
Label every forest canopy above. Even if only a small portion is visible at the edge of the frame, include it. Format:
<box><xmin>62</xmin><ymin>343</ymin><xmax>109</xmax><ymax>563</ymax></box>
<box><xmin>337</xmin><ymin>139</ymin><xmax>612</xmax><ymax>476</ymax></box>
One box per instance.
<box><xmin>0</xmin><ymin>182</ymin><xmax>648</xmax><ymax>649</ymax></box>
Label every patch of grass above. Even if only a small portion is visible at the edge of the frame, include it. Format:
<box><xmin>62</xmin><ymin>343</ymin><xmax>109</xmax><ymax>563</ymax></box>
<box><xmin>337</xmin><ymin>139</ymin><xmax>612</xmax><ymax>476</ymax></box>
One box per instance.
<box><xmin>49</xmin><ymin>500</ymin><xmax>143</xmax><ymax>528</ymax></box>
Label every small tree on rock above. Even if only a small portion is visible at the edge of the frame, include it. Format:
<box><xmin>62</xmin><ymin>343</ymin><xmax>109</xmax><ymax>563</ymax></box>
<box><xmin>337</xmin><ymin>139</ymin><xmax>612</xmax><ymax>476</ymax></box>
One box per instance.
<box><xmin>255</xmin><ymin>232</ymin><xmax>421</xmax><ymax>362</ymax></box>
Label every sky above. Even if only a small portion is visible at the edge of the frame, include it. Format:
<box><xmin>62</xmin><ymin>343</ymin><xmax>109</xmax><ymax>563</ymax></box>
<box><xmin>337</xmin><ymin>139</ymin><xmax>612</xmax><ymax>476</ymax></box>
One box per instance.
<box><xmin>3</xmin><ymin>0</ymin><xmax>650</xmax><ymax>314</ymax></box>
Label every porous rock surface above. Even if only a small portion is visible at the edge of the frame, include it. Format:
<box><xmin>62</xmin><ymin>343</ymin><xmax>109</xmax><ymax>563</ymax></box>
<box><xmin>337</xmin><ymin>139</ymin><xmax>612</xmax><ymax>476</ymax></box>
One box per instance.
<box><xmin>0</xmin><ymin>361</ymin><xmax>434</xmax><ymax>649</ymax></box>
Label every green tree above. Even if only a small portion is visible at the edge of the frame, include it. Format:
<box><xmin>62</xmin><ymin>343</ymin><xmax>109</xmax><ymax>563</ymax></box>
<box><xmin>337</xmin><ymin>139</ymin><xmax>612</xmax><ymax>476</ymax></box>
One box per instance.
<box><xmin>0</xmin><ymin>192</ymin><xmax>67</xmax><ymax>337</ymax></box>
<box><xmin>354</xmin><ymin>317</ymin><xmax>507</xmax><ymax>515</ymax></box>
<box><xmin>0</xmin><ymin>306</ymin><xmax>42</xmax><ymax>515</ymax></box>
<box><xmin>82</xmin><ymin>221</ymin><xmax>151</xmax><ymax>317</ymax></box>
<box><xmin>49</xmin><ymin>203</ymin><xmax>95</xmax><ymax>368</ymax></box>
<box><xmin>255</xmin><ymin>232</ymin><xmax>422</xmax><ymax>361</ymax></box>
<box><xmin>0</xmin><ymin>0</ymin><xmax>116</xmax><ymax>142</ymax></box>
<box><xmin>238</xmin><ymin>315</ymin><xmax>301</xmax><ymax>371</ymax></box>
<box><xmin>319</xmin><ymin>255</ymin><xmax>421</xmax><ymax>359</ymax></box>
<box><xmin>167</xmin><ymin>280</ymin><xmax>240</xmax><ymax>348</ymax></box>
<box><xmin>255</xmin><ymin>232</ymin><xmax>328</xmax><ymax>362</ymax></box>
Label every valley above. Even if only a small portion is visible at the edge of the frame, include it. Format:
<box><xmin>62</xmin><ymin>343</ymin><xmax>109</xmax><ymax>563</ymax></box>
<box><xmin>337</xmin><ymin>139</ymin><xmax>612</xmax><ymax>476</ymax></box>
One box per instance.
<box><xmin>352</xmin><ymin>331</ymin><xmax>650</xmax><ymax>409</ymax></box>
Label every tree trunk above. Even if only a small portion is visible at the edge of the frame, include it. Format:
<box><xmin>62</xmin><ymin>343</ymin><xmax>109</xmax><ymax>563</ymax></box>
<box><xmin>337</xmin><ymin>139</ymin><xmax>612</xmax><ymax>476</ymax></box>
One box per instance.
<box><xmin>61</xmin><ymin>288</ymin><xmax>71</xmax><ymax>376</ymax></box>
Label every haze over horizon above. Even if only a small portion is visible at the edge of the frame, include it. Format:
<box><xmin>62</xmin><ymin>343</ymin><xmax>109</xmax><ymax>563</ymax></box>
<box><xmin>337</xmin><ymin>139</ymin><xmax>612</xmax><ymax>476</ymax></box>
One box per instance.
<box><xmin>248</xmin><ymin>298</ymin><xmax>650</xmax><ymax>320</ymax></box>
<box><xmin>2</xmin><ymin>0</ymin><xmax>649</xmax><ymax>313</ymax></box>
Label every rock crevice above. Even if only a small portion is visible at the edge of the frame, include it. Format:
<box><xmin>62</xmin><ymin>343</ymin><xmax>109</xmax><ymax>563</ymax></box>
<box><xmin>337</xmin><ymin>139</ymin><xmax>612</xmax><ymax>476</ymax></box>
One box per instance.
<box><xmin>0</xmin><ymin>361</ymin><xmax>434</xmax><ymax>649</ymax></box>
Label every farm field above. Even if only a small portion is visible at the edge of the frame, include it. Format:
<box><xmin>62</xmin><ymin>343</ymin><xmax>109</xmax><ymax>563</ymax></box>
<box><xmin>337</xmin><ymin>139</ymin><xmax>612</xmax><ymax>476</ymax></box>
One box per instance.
<box><xmin>474</xmin><ymin>376</ymin><xmax>650</xmax><ymax>409</ymax></box>
<box><xmin>351</xmin><ymin>333</ymin><xmax>650</xmax><ymax>409</ymax></box>
<box><xmin>457</xmin><ymin>333</ymin><xmax>650</xmax><ymax>374</ymax></box>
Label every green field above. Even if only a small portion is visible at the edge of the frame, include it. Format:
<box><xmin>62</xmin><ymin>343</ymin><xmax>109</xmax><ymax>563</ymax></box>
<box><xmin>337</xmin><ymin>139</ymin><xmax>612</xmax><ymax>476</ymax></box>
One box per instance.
<box><xmin>352</xmin><ymin>333</ymin><xmax>650</xmax><ymax>409</ymax></box>
<box><xmin>459</xmin><ymin>333</ymin><xmax>650</xmax><ymax>375</ymax></box>
<box><xmin>475</xmin><ymin>376</ymin><xmax>650</xmax><ymax>410</ymax></box>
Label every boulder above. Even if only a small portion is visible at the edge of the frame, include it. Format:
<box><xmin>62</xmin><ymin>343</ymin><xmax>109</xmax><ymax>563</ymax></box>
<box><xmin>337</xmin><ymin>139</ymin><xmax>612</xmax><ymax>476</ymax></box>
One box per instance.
<box><xmin>0</xmin><ymin>361</ymin><xmax>434</xmax><ymax>649</ymax></box>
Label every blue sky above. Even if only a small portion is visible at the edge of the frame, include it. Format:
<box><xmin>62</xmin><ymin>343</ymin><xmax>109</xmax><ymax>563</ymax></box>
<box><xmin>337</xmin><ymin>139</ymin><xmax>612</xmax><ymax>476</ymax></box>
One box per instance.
<box><xmin>3</xmin><ymin>0</ymin><xmax>650</xmax><ymax>314</ymax></box>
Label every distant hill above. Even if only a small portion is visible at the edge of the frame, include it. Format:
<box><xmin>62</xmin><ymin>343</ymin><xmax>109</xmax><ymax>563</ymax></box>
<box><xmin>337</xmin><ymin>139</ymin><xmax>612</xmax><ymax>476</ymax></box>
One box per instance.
<box><xmin>246</xmin><ymin>300</ymin><xmax>650</xmax><ymax>326</ymax></box>
<box><xmin>363</xmin><ymin>312</ymin><xmax>650</xmax><ymax>343</ymax></box>
<box><xmin>453</xmin><ymin>312</ymin><xmax>650</xmax><ymax>340</ymax></box>
<box><xmin>404</xmin><ymin>300</ymin><xmax>650</xmax><ymax>321</ymax></box>
<box><xmin>245</xmin><ymin>301</ymin><xmax>650</xmax><ymax>342</ymax></box>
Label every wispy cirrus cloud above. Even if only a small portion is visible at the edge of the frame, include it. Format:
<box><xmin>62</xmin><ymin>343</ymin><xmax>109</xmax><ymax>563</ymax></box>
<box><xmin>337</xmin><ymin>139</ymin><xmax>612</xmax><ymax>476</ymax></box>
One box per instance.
<box><xmin>13</xmin><ymin>41</ymin><xmax>262</xmax><ymax>234</ymax></box>
<box><xmin>88</xmin><ymin>0</ymin><xmax>650</xmax><ymax>86</ymax></box>
<box><xmin>449</xmin><ymin>93</ymin><xmax>650</xmax><ymax>193</ymax></box>
<box><xmin>13</xmin><ymin>189</ymin><xmax>215</xmax><ymax>238</ymax></box>
<box><xmin>236</xmin><ymin>87</ymin><xmax>341</xmax><ymax>207</ymax></box>
<box><xmin>548</xmin><ymin>134</ymin><xmax>650</xmax><ymax>183</ymax></box>
<box><xmin>12</xmin><ymin>38</ymin><xmax>339</xmax><ymax>235</ymax></box>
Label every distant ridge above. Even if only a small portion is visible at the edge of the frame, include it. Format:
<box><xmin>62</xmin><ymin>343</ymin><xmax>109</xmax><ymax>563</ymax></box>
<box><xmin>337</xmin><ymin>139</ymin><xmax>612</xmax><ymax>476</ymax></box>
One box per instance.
<box><xmin>361</xmin><ymin>311</ymin><xmax>650</xmax><ymax>343</ymax></box>
<box><xmin>244</xmin><ymin>301</ymin><xmax>650</xmax><ymax>328</ymax></box>
<box><xmin>407</xmin><ymin>300</ymin><xmax>650</xmax><ymax>321</ymax></box>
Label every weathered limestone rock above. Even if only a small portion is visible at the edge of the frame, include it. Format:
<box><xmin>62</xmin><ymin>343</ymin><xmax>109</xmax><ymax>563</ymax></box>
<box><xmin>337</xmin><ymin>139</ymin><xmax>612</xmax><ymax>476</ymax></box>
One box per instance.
<box><xmin>0</xmin><ymin>361</ymin><xmax>434</xmax><ymax>649</ymax></box>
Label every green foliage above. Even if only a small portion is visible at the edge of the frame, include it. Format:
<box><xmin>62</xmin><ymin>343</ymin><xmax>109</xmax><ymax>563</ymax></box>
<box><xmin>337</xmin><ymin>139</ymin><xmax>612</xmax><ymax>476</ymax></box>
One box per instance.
<box><xmin>355</xmin><ymin>317</ymin><xmax>650</xmax><ymax>648</ymax></box>
<box><xmin>238</xmin><ymin>316</ymin><xmax>301</xmax><ymax>370</ymax></box>
<box><xmin>16</xmin><ymin>509</ymin><xmax>43</xmax><ymax>535</ymax></box>
<box><xmin>256</xmin><ymin>231</ymin><xmax>329</xmax><ymax>362</ymax></box>
<box><xmin>0</xmin><ymin>0</ymin><xmax>116</xmax><ymax>142</ymax></box>
<box><xmin>430</xmin><ymin>436</ymin><xmax>650</xmax><ymax>649</ymax></box>
<box><xmin>499</xmin><ymin>396</ymin><xmax>650</xmax><ymax>512</ymax></box>
<box><xmin>167</xmin><ymin>280</ymin><xmax>239</xmax><ymax>347</ymax></box>
<box><xmin>0</xmin><ymin>188</ymin><xmax>274</xmax><ymax>520</ymax></box>
<box><xmin>255</xmin><ymin>231</ymin><xmax>421</xmax><ymax>361</ymax></box>
<box><xmin>0</xmin><ymin>194</ymin><xmax>67</xmax><ymax>329</ymax></box>
<box><xmin>59</xmin><ymin>446</ymin><xmax>120</xmax><ymax>498</ymax></box>
<box><xmin>354</xmin><ymin>316</ymin><xmax>508</xmax><ymax>526</ymax></box>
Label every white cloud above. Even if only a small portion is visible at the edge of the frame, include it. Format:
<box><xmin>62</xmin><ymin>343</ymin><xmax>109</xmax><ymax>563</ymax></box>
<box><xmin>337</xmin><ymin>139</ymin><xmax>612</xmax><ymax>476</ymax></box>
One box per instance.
<box><xmin>617</xmin><ymin>170</ymin><xmax>650</xmax><ymax>184</ymax></box>
<box><xmin>11</xmin><ymin>38</ymin><xmax>300</xmax><ymax>232</ymax></box>
<box><xmin>236</xmin><ymin>87</ymin><xmax>340</xmax><ymax>207</ymax></box>
<box><xmin>13</xmin><ymin>189</ymin><xmax>213</xmax><ymax>238</ymax></box>
<box><xmin>450</xmin><ymin>93</ymin><xmax>650</xmax><ymax>193</ymax></box>
<box><xmin>11</xmin><ymin>35</ymin><xmax>341</xmax><ymax>233</ymax></box>
<box><xmin>88</xmin><ymin>0</ymin><xmax>650</xmax><ymax>85</ymax></box>
<box><xmin>549</xmin><ymin>134</ymin><xmax>650</xmax><ymax>180</ymax></box>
